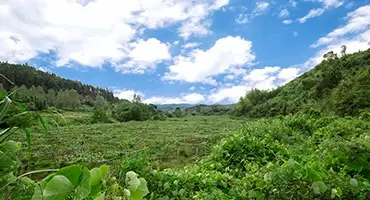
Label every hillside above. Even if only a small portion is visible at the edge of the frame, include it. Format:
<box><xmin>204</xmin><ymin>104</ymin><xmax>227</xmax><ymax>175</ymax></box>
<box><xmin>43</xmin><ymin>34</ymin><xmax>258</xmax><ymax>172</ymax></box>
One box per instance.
<box><xmin>185</xmin><ymin>104</ymin><xmax>236</xmax><ymax>115</ymax></box>
<box><xmin>236</xmin><ymin>49</ymin><xmax>370</xmax><ymax>117</ymax></box>
<box><xmin>0</xmin><ymin>62</ymin><xmax>118</xmax><ymax>103</ymax></box>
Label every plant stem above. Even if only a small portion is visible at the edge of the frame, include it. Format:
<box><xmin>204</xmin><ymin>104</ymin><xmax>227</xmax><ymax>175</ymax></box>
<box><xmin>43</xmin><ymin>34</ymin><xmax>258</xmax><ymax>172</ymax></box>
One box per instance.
<box><xmin>0</xmin><ymin>169</ymin><xmax>59</xmax><ymax>191</ymax></box>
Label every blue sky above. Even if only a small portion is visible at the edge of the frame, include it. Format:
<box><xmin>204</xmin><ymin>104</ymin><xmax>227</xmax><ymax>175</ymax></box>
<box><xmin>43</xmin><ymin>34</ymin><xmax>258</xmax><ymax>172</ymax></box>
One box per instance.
<box><xmin>1</xmin><ymin>0</ymin><xmax>370</xmax><ymax>104</ymax></box>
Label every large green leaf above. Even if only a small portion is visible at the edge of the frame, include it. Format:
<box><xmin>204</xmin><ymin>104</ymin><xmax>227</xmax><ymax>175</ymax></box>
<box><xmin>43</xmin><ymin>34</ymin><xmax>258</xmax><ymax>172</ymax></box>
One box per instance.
<box><xmin>31</xmin><ymin>184</ymin><xmax>43</xmax><ymax>200</ymax></box>
<box><xmin>43</xmin><ymin>175</ymin><xmax>74</xmax><ymax>200</ymax></box>
<box><xmin>89</xmin><ymin>168</ymin><xmax>102</xmax><ymax>197</ymax></box>
<box><xmin>56</xmin><ymin>165</ymin><xmax>91</xmax><ymax>198</ymax></box>
<box><xmin>312</xmin><ymin>181</ymin><xmax>328</xmax><ymax>195</ymax></box>
<box><xmin>0</xmin><ymin>142</ymin><xmax>19</xmax><ymax>176</ymax></box>
<box><xmin>125</xmin><ymin>171</ymin><xmax>149</xmax><ymax>200</ymax></box>
<box><xmin>99</xmin><ymin>165</ymin><xmax>109</xmax><ymax>180</ymax></box>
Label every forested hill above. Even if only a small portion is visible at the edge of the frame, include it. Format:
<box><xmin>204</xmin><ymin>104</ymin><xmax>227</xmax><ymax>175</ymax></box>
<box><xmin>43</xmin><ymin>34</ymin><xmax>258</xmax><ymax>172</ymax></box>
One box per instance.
<box><xmin>0</xmin><ymin>62</ymin><xmax>118</xmax><ymax>103</ymax></box>
<box><xmin>236</xmin><ymin>48</ymin><xmax>370</xmax><ymax>118</ymax></box>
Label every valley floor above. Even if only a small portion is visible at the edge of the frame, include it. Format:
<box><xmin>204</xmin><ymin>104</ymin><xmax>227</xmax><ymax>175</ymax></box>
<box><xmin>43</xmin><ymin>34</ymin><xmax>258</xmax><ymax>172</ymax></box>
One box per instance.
<box><xmin>13</xmin><ymin>113</ymin><xmax>244</xmax><ymax>174</ymax></box>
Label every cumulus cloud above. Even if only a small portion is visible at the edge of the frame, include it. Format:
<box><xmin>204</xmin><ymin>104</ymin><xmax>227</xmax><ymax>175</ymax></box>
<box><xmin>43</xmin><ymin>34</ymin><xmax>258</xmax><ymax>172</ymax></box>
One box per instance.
<box><xmin>113</xmin><ymin>89</ymin><xmax>144</xmax><ymax>101</ymax></box>
<box><xmin>163</xmin><ymin>36</ymin><xmax>255</xmax><ymax>85</ymax></box>
<box><xmin>114</xmin><ymin>38</ymin><xmax>171</xmax><ymax>74</ymax></box>
<box><xmin>244</xmin><ymin>66</ymin><xmax>281</xmax><ymax>82</ymax></box>
<box><xmin>311</xmin><ymin>5</ymin><xmax>370</xmax><ymax>48</ymax></box>
<box><xmin>243</xmin><ymin>66</ymin><xmax>300</xmax><ymax>89</ymax></box>
<box><xmin>278</xmin><ymin>67</ymin><xmax>300</xmax><ymax>82</ymax></box>
<box><xmin>0</xmin><ymin>0</ymin><xmax>229</xmax><ymax>69</ymax></box>
<box><xmin>208</xmin><ymin>85</ymin><xmax>248</xmax><ymax>103</ymax></box>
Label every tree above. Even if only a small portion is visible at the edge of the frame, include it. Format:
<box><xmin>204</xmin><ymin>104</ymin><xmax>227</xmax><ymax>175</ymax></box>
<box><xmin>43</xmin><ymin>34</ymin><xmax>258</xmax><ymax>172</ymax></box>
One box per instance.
<box><xmin>323</xmin><ymin>51</ymin><xmax>337</xmax><ymax>60</ymax></box>
<box><xmin>341</xmin><ymin>45</ymin><xmax>347</xmax><ymax>56</ymax></box>
<box><xmin>174</xmin><ymin>107</ymin><xmax>182</xmax><ymax>118</ymax></box>
<box><xmin>47</xmin><ymin>89</ymin><xmax>57</xmax><ymax>107</ymax></box>
<box><xmin>94</xmin><ymin>95</ymin><xmax>109</xmax><ymax>110</ymax></box>
<box><xmin>133</xmin><ymin>94</ymin><xmax>142</xmax><ymax>104</ymax></box>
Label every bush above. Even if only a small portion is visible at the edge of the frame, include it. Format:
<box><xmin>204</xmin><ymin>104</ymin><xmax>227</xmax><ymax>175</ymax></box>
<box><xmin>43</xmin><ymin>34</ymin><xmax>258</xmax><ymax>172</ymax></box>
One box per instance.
<box><xmin>91</xmin><ymin>108</ymin><xmax>111</xmax><ymax>123</ymax></box>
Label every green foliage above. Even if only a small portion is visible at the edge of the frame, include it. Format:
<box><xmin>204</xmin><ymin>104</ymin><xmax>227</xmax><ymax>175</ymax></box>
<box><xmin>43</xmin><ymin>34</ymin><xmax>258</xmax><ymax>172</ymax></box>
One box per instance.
<box><xmin>91</xmin><ymin>108</ymin><xmax>111</xmax><ymax>123</ymax></box>
<box><xmin>235</xmin><ymin>49</ymin><xmax>370</xmax><ymax>118</ymax></box>
<box><xmin>0</xmin><ymin>89</ymin><xmax>149</xmax><ymax>199</ymax></box>
<box><xmin>143</xmin><ymin>114</ymin><xmax>370</xmax><ymax>199</ymax></box>
<box><xmin>0</xmin><ymin>62</ymin><xmax>118</xmax><ymax>103</ymax></box>
<box><xmin>113</xmin><ymin>97</ymin><xmax>157</xmax><ymax>122</ymax></box>
<box><xmin>173</xmin><ymin>107</ymin><xmax>182</xmax><ymax>118</ymax></box>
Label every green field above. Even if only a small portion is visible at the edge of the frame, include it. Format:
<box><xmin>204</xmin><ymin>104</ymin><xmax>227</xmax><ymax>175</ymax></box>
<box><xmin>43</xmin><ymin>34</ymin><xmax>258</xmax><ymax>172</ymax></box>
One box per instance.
<box><xmin>14</xmin><ymin>113</ymin><xmax>245</xmax><ymax>174</ymax></box>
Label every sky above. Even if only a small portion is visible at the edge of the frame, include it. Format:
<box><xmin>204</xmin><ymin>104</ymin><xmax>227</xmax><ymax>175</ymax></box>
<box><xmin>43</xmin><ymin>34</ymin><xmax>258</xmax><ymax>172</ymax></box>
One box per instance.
<box><xmin>1</xmin><ymin>0</ymin><xmax>370</xmax><ymax>104</ymax></box>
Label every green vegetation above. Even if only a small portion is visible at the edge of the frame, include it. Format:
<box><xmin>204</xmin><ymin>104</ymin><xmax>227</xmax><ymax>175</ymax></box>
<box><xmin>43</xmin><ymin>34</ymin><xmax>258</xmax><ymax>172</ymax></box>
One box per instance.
<box><xmin>0</xmin><ymin>90</ymin><xmax>149</xmax><ymax>199</ymax></box>
<box><xmin>145</xmin><ymin>114</ymin><xmax>370</xmax><ymax>199</ymax></box>
<box><xmin>0</xmin><ymin>62</ymin><xmax>118</xmax><ymax>103</ymax></box>
<box><xmin>14</xmin><ymin>114</ymin><xmax>242</xmax><ymax>171</ymax></box>
<box><xmin>1</xmin><ymin>49</ymin><xmax>370</xmax><ymax>199</ymax></box>
<box><xmin>235</xmin><ymin>49</ymin><xmax>370</xmax><ymax>118</ymax></box>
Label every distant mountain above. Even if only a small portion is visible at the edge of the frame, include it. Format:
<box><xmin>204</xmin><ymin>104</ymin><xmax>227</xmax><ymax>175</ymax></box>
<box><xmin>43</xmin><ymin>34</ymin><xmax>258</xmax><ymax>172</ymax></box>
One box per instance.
<box><xmin>236</xmin><ymin>49</ymin><xmax>370</xmax><ymax>117</ymax></box>
<box><xmin>156</xmin><ymin>104</ymin><xmax>195</xmax><ymax>111</ymax></box>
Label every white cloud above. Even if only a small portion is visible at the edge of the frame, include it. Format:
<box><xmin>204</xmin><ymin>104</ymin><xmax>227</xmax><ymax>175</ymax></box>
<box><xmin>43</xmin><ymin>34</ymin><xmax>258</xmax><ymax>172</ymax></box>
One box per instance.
<box><xmin>182</xmin><ymin>93</ymin><xmax>205</xmax><ymax>104</ymax></box>
<box><xmin>207</xmin><ymin>65</ymin><xmax>302</xmax><ymax>104</ymax></box>
<box><xmin>114</xmin><ymin>38</ymin><xmax>171</xmax><ymax>74</ymax></box>
<box><xmin>302</xmin><ymin>30</ymin><xmax>370</xmax><ymax>70</ymax></box>
<box><xmin>298</xmin><ymin>8</ymin><xmax>325</xmax><ymax>23</ymax></box>
<box><xmin>244</xmin><ymin>66</ymin><xmax>281</xmax><ymax>82</ymax></box>
<box><xmin>235</xmin><ymin>1</ymin><xmax>270</xmax><ymax>24</ymax></box>
<box><xmin>163</xmin><ymin>36</ymin><xmax>255</xmax><ymax>84</ymax></box>
<box><xmin>254</xmin><ymin>1</ymin><xmax>270</xmax><ymax>15</ymax></box>
<box><xmin>208</xmin><ymin>85</ymin><xmax>248</xmax><ymax>103</ymax></box>
<box><xmin>299</xmin><ymin>6</ymin><xmax>370</xmax><ymax>71</ymax></box>
<box><xmin>242</xmin><ymin>66</ymin><xmax>300</xmax><ymax>90</ymax></box>
<box><xmin>297</xmin><ymin>0</ymin><xmax>343</xmax><ymax>24</ymax></box>
<box><xmin>278</xmin><ymin>67</ymin><xmax>300</xmax><ymax>82</ymax></box>
<box><xmin>37</xmin><ymin>67</ymin><xmax>51</xmax><ymax>73</ymax></box>
<box><xmin>279</xmin><ymin>9</ymin><xmax>290</xmax><ymax>18</ymax></box>
<box><xmin>114</xmin><ymin>89</ymin><xmax>144</xmax><ymax>101</ymax></box>
<box><xmin>283</xmin><ymin>20</ymin><xmax>293</xmax><ymax>24</ymax></box>
<box><xmin>318</xmin><ymin>0</ymin><xmax>343</xmax><ymax>8</ymax></box>
<box><xmin>311</xmin><ymin>5</ymin><xmax>370</xmax><ymax>48</ymax></box>
<box><xmin>0</xmin><ymin>0</ymin><xmax>229</xmax><ymax>68</ymax></box>
<box><xmin>144</xmin><ymin>93</ymin><xmax>205</xmax><ymax>104</ymax></box>
<box><xmin>293</xmin><ymin>31</ymin><xmax>298</xmax><ymax>37</ymax></box>
<box><xmin>182</xmin><ymin>42</ymin><xmax>201</xmax><ymax>49</ymax></box>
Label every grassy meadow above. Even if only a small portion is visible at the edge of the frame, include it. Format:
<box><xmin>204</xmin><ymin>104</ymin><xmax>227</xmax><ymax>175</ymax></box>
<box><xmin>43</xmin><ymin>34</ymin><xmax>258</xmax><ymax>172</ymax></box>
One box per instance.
<box><xmin>13</xmin><ymin>112</ymin><xmax>245</xmax><ymax>174</ymax></box>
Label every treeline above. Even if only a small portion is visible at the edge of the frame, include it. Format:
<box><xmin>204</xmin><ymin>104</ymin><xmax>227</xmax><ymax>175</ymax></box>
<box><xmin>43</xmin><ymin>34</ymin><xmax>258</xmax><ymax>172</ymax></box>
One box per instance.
<box><xmin>235</xmin><ymin>48</ymin><xmax>370</xmax><ymax>118</ymax></box>
<box><xmin>185</xmin><ymin>104</ymin><xmax>235</xmax><ymax>116</ymax></box>
<box><xmin>11</xmin><ymin>85</ymin><xmax>81</xmax><ymax>110</ymax></box>
<box><xmin>0</xmin><ymin>62</ymin><xmax>118</xmax><ymax>103</ymax></box>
